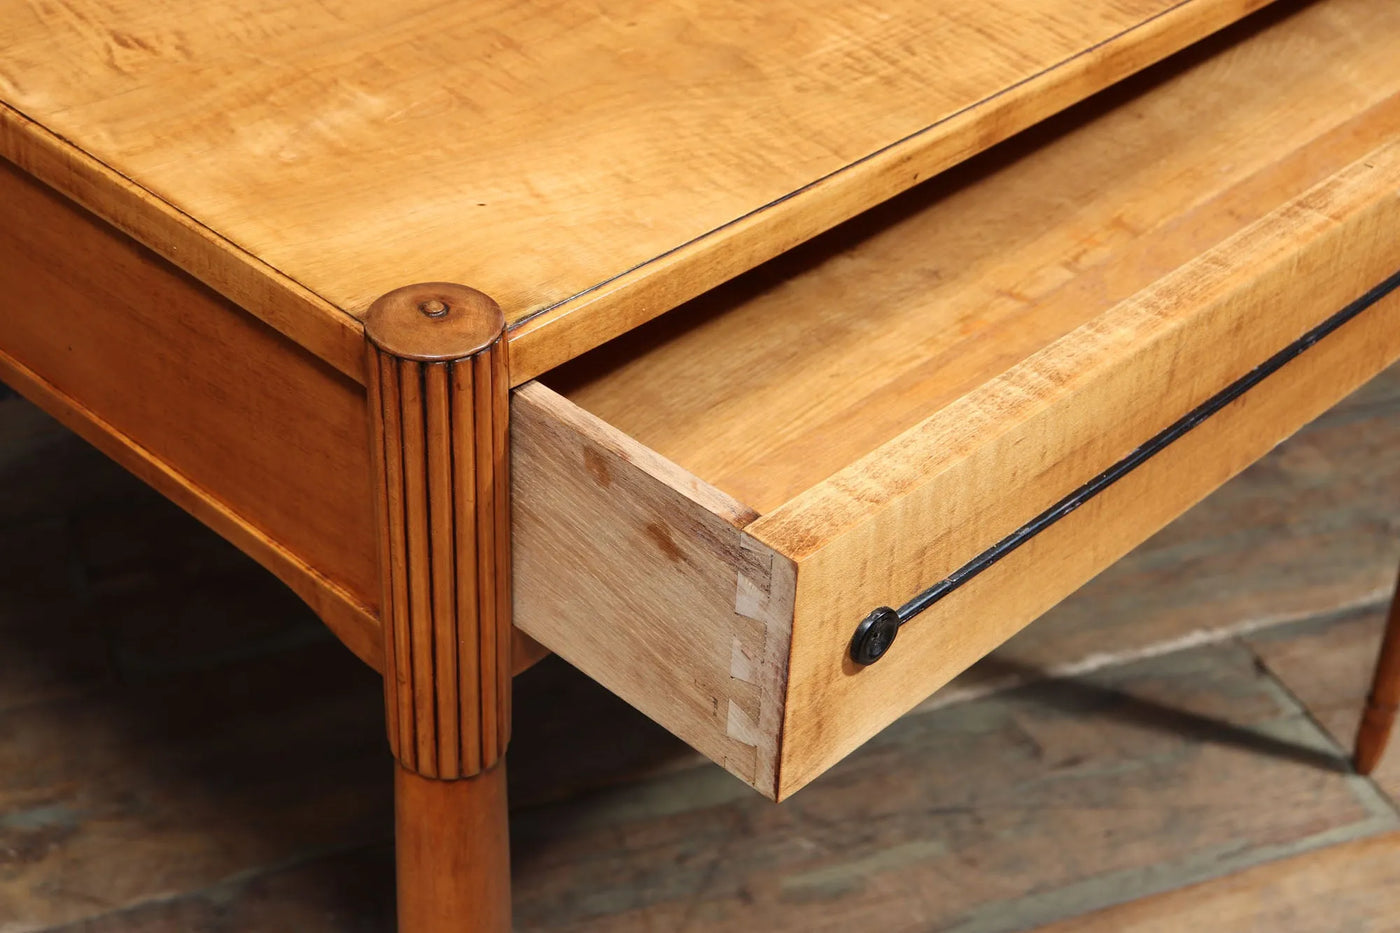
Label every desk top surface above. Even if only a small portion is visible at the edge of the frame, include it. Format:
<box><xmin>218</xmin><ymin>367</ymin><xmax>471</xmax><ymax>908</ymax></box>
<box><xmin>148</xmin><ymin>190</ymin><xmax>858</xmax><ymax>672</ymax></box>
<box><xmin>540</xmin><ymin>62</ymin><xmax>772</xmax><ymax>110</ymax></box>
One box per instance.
<box><xmin>0</xmin><ymin>0</ymin><xmax>1267</xmax><ymax>381</ymax></box>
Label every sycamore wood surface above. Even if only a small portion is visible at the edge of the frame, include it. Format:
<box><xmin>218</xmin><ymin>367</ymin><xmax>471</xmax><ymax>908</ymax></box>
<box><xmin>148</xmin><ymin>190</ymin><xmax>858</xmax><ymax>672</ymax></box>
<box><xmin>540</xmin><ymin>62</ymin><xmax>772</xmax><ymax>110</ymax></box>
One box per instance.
<box><xmin>0</xmin><ymin>0</ymin><xmax>1270</xmax><ymax>381</ymax></box>
<box><xmin>536</xmin><ymin>0</ymin><xmax>1400</xmax><ymax>795</ymax></box>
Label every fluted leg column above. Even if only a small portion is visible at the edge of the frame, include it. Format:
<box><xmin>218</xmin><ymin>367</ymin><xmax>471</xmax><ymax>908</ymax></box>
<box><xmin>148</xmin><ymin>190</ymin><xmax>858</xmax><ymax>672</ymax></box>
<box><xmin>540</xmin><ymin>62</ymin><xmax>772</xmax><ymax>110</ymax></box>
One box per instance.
<box><xmin>364</xmin><ymin>283</ymin><xmax>512</xmax><ymax>933</ymax></box>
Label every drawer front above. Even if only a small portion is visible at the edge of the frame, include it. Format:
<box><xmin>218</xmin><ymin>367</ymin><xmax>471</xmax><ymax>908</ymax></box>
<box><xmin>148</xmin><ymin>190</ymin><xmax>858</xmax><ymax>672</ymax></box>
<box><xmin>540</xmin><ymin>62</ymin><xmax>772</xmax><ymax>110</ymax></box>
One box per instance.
<box><xmin>513</xmin><ymin>0</ymin><xmax>1400</xmax><ymax>798</ymax></box>
<box><xmin>514</xmin><ymin>141</ymin><xmax>1400</xmax><ymax>800</ymax></box>
<box><xmin>753</xmin><ymin>145</ymin><xmax>1400</xmax><ymax>793</ymax></box>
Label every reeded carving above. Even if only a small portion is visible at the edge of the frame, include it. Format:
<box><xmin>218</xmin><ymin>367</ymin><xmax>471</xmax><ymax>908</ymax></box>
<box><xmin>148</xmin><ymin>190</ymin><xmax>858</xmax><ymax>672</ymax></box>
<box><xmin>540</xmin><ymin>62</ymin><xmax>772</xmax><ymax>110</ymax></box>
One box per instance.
<box><xmin>365</xmin><ymin>284</ymin><xmax>511</xmax><ymax>779</ymax></box>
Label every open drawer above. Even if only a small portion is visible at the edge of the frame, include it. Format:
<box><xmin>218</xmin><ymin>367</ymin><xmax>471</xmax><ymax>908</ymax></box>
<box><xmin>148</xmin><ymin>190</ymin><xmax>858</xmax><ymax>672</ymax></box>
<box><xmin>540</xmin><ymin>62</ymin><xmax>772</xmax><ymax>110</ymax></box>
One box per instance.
<box><xmin>511</xmin><ymin>0</ymin><xmax>1400</xmax><ymax>800</ymax></box>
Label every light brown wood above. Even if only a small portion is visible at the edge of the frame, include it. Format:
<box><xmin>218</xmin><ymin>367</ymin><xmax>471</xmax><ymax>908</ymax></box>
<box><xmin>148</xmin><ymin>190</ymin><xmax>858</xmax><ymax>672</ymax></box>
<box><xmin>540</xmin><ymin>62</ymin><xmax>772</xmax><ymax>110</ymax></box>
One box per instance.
<box><xmin>0</xmin><ymin>158</ymin><xmax>551</xmax><ymax>681</ymax></box>
<box><xmin>366</xmin><ymin>284</ymin><xmax>512</xmax><ymax>780</ymax></box>
<box><xmin>525</xmin><ymin>0</ymin><xmax>1400</xmax><ymax>797</ymax></box>
<box><xmin>512</xmin><ymin>382</ymin><xmax>795</xmax><ymax>793</ymax></box>
<box><xmin>0</xmin><ymin>107</ymin><xmax>365</xmax><ymax>381</ymax></box>
<box><xmin>0</xmin><ymin>0</ymin><xmax>1272</xmax><ymax>381</ymax></box>
<box><xmin>553</xmin><ymin>0</ymin><xmax>1400</xmax><ymax>512</ymax></box>
<box><xmin>366</xmin><ymin>285</ymin><xmax>515</xmax><ymax>932</ymax></box>
<box><xmin>1033</xmin><ymin>831</ymin><xmax>1400</xmax><ymax>933</ymax></box>
<box><xmin>1355</xmin><ymin>568</ymin><xmax>1400</xmax><ymax>774</ymax></box>
<box><xmin>0</xmin><ymin>155</ymin><xmax>383</xmax><ymax>668</ymax></box>
<box><xmin>760</xmin><ymin>145</ymin><xmax>1400</xmax><ymax>795</ymax></box>
<box><xmin>395</xmin><ymin>762</ymin><xmax>511</xmax><ymax>933</ymax></box>
<box><xmin>3</xmin><ymin>2</ymin><xmax>1399</xmax><ymax>924</ymax></box>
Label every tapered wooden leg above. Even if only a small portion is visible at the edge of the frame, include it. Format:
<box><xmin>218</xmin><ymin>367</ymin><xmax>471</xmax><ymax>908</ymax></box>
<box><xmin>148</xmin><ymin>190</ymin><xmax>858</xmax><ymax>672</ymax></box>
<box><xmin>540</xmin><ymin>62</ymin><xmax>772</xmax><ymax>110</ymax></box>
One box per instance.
<box><xmin>364</xmin><ymin>284</ymin><xmax>514</xmax><ymax>932</ymax></box>
<box><xmin>1355</xmin><ymin>566</ymin><xmax>1400</xmax><ymax>775</ymax></box>
<box><xmin>396</xmin><ymin>762</ymin><xmax>511</xmax><ymax>932</ymax></box>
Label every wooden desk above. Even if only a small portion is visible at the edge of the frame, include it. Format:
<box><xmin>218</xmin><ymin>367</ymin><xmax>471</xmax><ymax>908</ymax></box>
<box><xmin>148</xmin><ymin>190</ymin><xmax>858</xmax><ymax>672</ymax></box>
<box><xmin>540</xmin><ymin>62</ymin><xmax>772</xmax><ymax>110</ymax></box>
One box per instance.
<box><xmin>3</xmin><ymin>0</ymin><xmax>1399</xmax><ymax>928</ymax></box>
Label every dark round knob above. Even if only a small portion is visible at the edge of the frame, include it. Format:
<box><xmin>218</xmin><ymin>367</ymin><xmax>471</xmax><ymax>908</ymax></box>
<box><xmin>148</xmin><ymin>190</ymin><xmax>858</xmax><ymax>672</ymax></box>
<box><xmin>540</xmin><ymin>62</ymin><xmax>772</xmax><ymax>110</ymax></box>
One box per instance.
<box><xmin>850</xmin><ymin>607</ymin><xmax>900</xmax><ymax>666</ymax></box>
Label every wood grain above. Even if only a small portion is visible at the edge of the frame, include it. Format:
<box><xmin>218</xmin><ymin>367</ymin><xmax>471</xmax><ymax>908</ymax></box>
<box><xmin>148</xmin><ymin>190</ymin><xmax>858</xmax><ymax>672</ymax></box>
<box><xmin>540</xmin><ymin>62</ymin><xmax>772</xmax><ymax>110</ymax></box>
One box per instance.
<box><xmin>5</xmin><ymin>369</ymin><xmax>1400</xmax><ymax>932</ymax></box>
<box><xmin>0</xmin><ymin>0</ymin><xmax>1272</xmax><ymax>380</ymax></box>
<box><xmin>759</xmin><ymin>146</ymin><xmax>1400</xmax><ymax>796</ymax></box>
<box><xmin>936</xmin><ymin>366</ymin><xmax>1400</xmax><ymax>708</ymax></box>
<box><xmin>506</xmin><ymin>641</ymin><xmax>1393</xmax><ymax>931</ymax></box>
<box><xmin>1355</xmin><ymin>569</ymin><xmax>1400</xmax><ymax>774</ymax></box>
<box><xmin>511</xmin><ymin>383</ymin><xmax>794</xmax><ymax>796</ymax></box>
<box><xmin>365</xmin><ymin>285</ymin><xmax>511</xmax><ymax>780</ymax></box>
<box><xmin>394</xmin><ymin>763</ymin><xmax>511</xmax><ymax>933</ymax></box>
<box><xmin>0</xmin><ymin>108</ymin><xmax>365</xmax><ymax>381</ymax></box>
<box><xmin>0</xmin><ymin>156</ymin><xmax>383</xmax><ymax>667</ymax></box>
<box><xmin>534</xmin><ymin>0</ymin><xmax>1400</xmax><ymax>796</ymax></box>
<box><xmin>1034</xmin><ymin>832</ymin><xmax>1400</xmax><ymax>933</ymax></box>
<box><xmin>0</xmin><ymin>161</ymin><xmax>553</xmax><ymax>681</ymax></box>
<box><xmin>553</xmin><ymin>0</ymin><xmax>1400</xmax><ymax>511</ymax></box>
<box><xmin>1248</xmin><ymin>607</ymin><xmax>1400</xmax><ymax>800</ymax></box>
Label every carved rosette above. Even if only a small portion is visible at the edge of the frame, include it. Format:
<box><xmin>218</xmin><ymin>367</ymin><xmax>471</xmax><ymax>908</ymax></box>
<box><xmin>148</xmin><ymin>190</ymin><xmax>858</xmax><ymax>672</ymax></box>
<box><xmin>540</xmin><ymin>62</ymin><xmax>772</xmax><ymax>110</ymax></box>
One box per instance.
<box><xmin>364</xmin><ymin>283</ymin><xmax>511</xmax><ymax>780</ymax></box>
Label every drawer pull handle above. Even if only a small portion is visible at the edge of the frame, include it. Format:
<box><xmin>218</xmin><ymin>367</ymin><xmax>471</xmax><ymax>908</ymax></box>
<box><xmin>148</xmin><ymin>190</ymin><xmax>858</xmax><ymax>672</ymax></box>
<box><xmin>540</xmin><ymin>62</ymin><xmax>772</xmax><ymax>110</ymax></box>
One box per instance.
<box><xmin>850</xmin><ymin>266</ymin><xmax>1400</xmax><ymax>667</ymax></box>
<box><xmin>850</xmin><ymin>607</ymin><xmax>901</xmax><ymax>664</ymax></box>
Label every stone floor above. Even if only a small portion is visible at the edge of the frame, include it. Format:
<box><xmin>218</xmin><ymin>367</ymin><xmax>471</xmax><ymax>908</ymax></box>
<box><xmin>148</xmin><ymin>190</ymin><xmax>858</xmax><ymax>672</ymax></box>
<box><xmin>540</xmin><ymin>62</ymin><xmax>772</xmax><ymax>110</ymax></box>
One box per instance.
<box><xmin>0</xmin><ymin>362</ymin><xmax>1398</xmax><ymax>932</ymax></box>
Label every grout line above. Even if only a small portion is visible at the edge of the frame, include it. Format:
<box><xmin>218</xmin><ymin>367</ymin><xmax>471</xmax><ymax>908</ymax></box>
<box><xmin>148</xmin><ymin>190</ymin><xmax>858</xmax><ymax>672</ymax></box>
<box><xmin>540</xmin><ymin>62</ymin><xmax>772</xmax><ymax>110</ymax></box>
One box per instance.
<box><xmin>1245</xmin><ymin>628</ymin><xmax>1400</xmax><ymax>821</ymax></box>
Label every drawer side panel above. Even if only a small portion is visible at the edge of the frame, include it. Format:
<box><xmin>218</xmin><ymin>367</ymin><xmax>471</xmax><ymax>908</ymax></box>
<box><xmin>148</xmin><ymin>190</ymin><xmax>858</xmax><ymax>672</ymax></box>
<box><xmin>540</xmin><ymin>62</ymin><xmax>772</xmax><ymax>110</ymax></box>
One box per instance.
<box><xmin>0</xmin><ymin>158</ymin><xmax>382</xmax><ymax>666</ymax></box>
<box><xmin>512</xmin><ymin>383</ymin><xmax>794</xmax><ymax>796</ymax></box>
